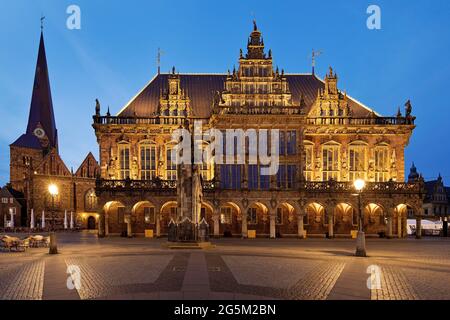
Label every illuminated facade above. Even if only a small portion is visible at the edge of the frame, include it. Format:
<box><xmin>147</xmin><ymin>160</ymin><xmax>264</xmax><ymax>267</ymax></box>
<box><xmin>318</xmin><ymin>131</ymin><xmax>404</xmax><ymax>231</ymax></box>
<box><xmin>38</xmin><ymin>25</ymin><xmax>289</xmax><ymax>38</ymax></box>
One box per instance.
<box><xmin>8</xmin><ymin>31</ymin><xmax>100</xmax><ymax>230</ymax></box>
<box><xmin>93</xmin><ymin>22</ymin><xmax>425</xmax><ymax>239</ymax></box>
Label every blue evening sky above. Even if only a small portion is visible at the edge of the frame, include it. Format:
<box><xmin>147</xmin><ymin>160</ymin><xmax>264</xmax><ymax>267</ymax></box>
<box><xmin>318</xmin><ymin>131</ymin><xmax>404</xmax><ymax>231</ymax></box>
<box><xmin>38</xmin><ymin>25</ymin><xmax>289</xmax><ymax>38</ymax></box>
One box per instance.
<box><xmin>1</xmin><ymin>0</ymin><xmax>449</xmax><ymax>185</ymax></box>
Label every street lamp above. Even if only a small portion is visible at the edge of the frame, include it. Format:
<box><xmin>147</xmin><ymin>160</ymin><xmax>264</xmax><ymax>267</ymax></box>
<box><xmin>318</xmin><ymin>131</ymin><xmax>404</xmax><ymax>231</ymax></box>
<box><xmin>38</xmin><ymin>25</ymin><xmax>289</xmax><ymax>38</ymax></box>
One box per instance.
<box><xmin>354</xmin><ymin>178</ymin><xmax>366</xmax><ymax>257</ymax></box>
<box><xmin>48</xmin><ymin>184</ymin><xmax>59</xmax><ymax>255</ymax></box>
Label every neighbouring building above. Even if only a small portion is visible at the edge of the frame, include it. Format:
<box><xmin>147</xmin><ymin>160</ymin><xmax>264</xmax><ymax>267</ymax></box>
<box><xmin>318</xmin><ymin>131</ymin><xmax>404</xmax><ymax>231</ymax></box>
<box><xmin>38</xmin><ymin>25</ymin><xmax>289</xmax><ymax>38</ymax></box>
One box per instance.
<box><xmin>0</xmin><ymin>186</ymin><xmax>26</xmax><ymax>228</ymax></box>
<box><xmin>408</xmin><ymin>164</ymin><xmax>449</xmax><ymax>236</ymax></box>
<box><xmin>8</xmin><ymin>31</ymin><xmax>100</xmax><ymax>230</ymax></box>
<box><xmin>93</xmin><ymin>22</ymin><xmax>425</xmax><ymax>239</ymax></box>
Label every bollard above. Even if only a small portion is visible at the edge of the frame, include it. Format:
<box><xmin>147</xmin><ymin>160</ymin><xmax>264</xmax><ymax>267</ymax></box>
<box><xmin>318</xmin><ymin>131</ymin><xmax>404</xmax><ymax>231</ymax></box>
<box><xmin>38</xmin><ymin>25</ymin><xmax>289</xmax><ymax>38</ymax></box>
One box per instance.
<box><xmin>49</xmin><ymin>232</ymin><xmax>58</xmax><ymax>254</ymax></box>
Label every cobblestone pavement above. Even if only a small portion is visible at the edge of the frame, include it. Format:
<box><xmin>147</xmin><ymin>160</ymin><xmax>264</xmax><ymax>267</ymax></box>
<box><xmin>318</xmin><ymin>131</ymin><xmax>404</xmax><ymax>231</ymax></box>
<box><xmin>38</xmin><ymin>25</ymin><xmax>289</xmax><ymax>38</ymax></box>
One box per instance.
<box><xmin>0</xmin><ymin>232</ymin><xmax>449</xmax><ymax>300</ymax></box>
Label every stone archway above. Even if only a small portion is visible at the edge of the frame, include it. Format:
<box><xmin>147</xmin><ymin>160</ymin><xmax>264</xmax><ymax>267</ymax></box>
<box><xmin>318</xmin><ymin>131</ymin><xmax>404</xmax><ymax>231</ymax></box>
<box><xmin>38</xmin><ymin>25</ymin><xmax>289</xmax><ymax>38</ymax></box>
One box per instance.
<box><xmin>160</xmin><ymin>201</ymin><xmax>177</xmax><ymax>235</ymax></box>
<box><xmin>247</xmin><ymin>202</ymin><xmax>270</xmax><ymax>236</ymax></box>
<box><xmin>395</xmin><ymin>203</ymin><xmax>415</xmax><ymax>238</ymax></box>
<box><xmin>334</xmin><ymin>202</ymin><xmax>356</xmax><ymax>235</ymax></box>
<box><xmin>363</xmin><ymin>203</ymin><xmax>386</xmax><ymax>235</ymax></box>
<box><xmin>87</xmin><ymin>216</ymin><xmax>96</xmax><ymax>230</ymax></box>
<box><xmin>219</xmin><ymin>202</ymin><xmax>242</xmax><ymax>237</ymax></box>
<box><xmin>305</xmin><ymin>202</ymin><xmax>326</xmax><ymax>235</ymax></box>
<box><xmin>132</xmin><ymin>201</ymin><xmax>156</xmax><ymax>235</ymax></box>
<box><xmin>103</xmin><ymin>201</ymin><xmax>126</xmax><ymax>236</ymax></box>
<box><xmin>276</xmin><ymin>203</ymin><xmax>296</xmax><ymax>236</ymax></box>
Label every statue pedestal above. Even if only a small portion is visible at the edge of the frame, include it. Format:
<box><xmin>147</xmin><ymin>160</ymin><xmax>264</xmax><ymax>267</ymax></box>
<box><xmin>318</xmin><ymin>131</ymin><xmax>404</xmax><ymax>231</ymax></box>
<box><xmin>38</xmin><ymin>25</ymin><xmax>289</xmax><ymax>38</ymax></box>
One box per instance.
<box><xmin>166</xmin><ymin>218</ymin><xmax>212</xmax><ymax>249</ymax></box>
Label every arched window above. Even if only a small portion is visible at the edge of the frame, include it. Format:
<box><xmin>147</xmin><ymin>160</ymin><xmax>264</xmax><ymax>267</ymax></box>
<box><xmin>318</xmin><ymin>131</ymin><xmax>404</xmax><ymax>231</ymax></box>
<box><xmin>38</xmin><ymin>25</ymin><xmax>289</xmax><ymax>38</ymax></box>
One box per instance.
<box><xmin>322</xmin><ymin>142</ymin><xmax>340</xmax><ymax>181</ymax></box>
<box><xmin>118</xmin><ymin>142</ymin><xmax>130</xmax><ymax>179</ymax></box>
<box><xmin>374</xmin><ymin>145</ymin><xmax>389</xmax><ymax>182</ymax></box>
<box><xmin>304</xmin><ymin>141</ymin><xmax>314</xmax><ymax>181</ymax></box>
<box><xmin>348</xmin><ymin>142</ymin><xmax>367</xmax><ymax>181</ymax></box>
<box><xmin>139</xmin><ymin>141</ymin><xmax>157</xmax><ymax>180</ymax></box>
<box><xmin>166</xmin><ymin>143</ymin><xmax>177</xmax><ymax>180</ymax></box>
<box><xmin>85</xmin><ymin>189</ymin><xmax>97</xmax><ymax>212</ymax></box>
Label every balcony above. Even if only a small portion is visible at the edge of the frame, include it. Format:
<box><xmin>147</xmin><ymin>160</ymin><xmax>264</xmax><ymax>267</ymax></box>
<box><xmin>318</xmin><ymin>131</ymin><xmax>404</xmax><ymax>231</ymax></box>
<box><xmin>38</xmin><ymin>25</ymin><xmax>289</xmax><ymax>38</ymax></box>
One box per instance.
<box><xmin>96</xmin><ymin>178</ymin><xmax>423</xmax><ymax>195</ymax></box>
<box><xmin>306</xmin><ymin>116</ymin><xmax>415</xmax><ymax>126</ymax></box>
<box><xmin>93</xmin><ymin>116</ymin><xmax>191</xmax><ymax>126</ymax></box>
<box><xmin>96</xmin><ymin>178</ymin><xmax>216</xmax><ymax>192</ymax></box>
<box><xmin>300</xmin><ymin>180</ymin><xmax>424</xmax><ymax>194</ymax></box>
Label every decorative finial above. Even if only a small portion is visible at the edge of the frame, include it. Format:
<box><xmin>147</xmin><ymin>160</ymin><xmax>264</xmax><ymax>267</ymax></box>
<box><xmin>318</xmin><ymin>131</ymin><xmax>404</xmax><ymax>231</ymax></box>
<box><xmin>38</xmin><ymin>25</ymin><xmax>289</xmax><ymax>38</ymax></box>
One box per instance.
<box><xmin>253</xmin><ymin>20</ymin><xmax>257</xmax><ymax>31</ymax></box>
<box><xmin>106</xmin><ymin>106</ymin><xmax>111</xmax><ymax>117</ymax></box>
<box><xmin>172</xmin><ymin>66</ymin><xmax>176</xmax><ymax>74</ymax></box>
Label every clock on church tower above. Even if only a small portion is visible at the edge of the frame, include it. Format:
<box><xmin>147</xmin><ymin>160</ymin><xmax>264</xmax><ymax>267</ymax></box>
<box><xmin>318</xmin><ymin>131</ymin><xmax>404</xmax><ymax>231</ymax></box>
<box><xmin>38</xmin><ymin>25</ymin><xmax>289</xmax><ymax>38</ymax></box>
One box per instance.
<box><xmin>33</xmin><ymin>127</ymin><xmax>46</xmax><ymax>139</ymax></box>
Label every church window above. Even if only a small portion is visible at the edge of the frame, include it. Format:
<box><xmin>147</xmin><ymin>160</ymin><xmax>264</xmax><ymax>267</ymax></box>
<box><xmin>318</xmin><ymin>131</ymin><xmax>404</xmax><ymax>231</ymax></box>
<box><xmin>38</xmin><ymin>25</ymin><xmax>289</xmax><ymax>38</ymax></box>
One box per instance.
<box><xmin>118</xmin><ymin>144</ymin><xmax>130</xmax><ymax>179</ymax></box>
<box><xmin>349</xmin><ymin>143</ymin><xmax>367</xmax><ymax>181</ymax></box>
<box><xmin>374</xmin><ymin>147</ymin><xmax>389</xmax><ymax>182</ymax></box>
<box><xmin>140</xmin><ymin>143</ymin><xmax>157</xmax><ymax>180</ymax></box>
<box><xmin>322</xmin><ymin>144</ymin><xmax>340</xmax><ymax>181</ymax></box>
<box><xmin>85</xmin><ymin>189</ymin><xmax>97</xmax><ymax>212</ymax></box>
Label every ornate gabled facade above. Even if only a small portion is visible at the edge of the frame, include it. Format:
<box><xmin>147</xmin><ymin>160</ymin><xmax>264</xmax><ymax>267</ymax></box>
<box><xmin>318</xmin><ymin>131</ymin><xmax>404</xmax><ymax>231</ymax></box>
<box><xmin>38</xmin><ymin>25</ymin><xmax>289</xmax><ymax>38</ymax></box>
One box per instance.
<box><xmin>7</xmin><ymin>31</ymin><xmax>100</xmax><ymax>231</ymax></box>
<box><xmin>92</xmin><ymin>22</ymin><xmax>425</xmax><ymax>239</ymax></box>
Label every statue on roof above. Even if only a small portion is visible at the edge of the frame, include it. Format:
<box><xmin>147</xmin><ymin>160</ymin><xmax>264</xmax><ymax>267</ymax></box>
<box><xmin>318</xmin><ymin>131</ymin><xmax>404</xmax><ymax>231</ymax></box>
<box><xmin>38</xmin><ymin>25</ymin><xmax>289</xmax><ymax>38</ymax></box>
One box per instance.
<box><xmin>405</xmin><ymin>99</ymin><xmax>412</xmax><ymax>117</ymax></box>
<box><xmin>95</xmin><ymin>99</ymin><xmax>100</xmax><ymax>116</ymax></box>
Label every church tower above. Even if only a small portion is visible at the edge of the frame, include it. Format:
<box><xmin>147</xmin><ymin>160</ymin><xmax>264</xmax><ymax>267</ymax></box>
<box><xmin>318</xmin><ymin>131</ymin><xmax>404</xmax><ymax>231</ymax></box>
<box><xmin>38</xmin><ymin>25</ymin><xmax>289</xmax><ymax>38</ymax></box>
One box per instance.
<box><xmin>9</xmin><ymin>30</ymin><xmax>58</xmax><ymax>192</ymax></box>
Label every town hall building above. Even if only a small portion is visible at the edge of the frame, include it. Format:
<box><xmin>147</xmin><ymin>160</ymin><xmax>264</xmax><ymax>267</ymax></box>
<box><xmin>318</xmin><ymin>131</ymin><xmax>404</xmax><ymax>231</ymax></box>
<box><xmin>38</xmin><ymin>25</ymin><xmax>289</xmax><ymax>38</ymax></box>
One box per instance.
<box><xmin>92</xmin><ymin>22</ymin><xmax>425</xmax><ymax>239</ymax></box>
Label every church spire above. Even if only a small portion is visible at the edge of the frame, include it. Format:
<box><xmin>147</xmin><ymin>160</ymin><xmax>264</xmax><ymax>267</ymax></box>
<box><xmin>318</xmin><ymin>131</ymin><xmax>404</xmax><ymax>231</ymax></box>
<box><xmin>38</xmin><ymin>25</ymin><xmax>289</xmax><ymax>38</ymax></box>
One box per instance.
<box><xmin>26</xmin><ymin>30</ymin><xmax>58</xmax><ymax>150</ymax></box>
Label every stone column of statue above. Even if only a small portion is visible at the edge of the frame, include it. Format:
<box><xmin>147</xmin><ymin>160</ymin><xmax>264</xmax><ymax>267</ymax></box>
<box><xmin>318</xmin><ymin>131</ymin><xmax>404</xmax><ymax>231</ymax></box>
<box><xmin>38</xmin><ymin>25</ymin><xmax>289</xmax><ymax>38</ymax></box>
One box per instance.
<box><xmin>191</xmin><ymin>164</ymin><xmax>203</xmax><ymax>224</ymax></box>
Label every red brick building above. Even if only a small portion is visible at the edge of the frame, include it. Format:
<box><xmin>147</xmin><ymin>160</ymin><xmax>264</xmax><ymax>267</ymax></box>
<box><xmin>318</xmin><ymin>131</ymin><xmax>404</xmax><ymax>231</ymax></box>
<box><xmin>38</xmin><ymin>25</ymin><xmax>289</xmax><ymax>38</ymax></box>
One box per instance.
<box><xmin>8</xmin><ymin>31</ymin><xmax>99</xmax><ymax>230</ymax></box>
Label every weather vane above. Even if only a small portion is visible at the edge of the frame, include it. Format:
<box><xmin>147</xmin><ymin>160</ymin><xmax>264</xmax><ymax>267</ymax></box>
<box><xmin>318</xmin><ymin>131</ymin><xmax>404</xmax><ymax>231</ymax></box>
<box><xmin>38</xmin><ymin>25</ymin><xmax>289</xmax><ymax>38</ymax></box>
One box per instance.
<box><xmin>311</xmin><ymin>49</ymin><xmax>323</xmax><ymax>75</ymax></box>
<box><xmin>157</xmin><ymin>48</ymin><xmax>165</xmax><ymax>75</ymax></box>
<box><xmin>40</xmin><ymin>15</ymin><xmax>46</xmax><ymax>31</ymax></box>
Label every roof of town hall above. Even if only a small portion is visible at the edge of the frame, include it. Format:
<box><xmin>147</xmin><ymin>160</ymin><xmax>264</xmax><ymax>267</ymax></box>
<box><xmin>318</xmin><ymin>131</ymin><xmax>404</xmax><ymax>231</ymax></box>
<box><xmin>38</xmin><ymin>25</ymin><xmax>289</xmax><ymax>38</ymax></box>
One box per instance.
<box><xmin>117</xmin><ymin>73</ymin><xmax>378</xmax><ymax>118</ymax></box>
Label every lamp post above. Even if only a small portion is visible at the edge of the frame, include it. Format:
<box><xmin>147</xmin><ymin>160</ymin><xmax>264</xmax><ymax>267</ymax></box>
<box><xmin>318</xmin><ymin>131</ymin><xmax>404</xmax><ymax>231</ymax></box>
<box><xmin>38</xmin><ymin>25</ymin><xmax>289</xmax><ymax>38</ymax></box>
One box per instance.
<box><xmin>354</xmin><ymin>179</ymin><xmax>366</xmax><ymax>257</ymax></box>
<box><xmin>48</xmin><ymin>184</ymin><xmax>59</xmax><ymax>255</ymax></box>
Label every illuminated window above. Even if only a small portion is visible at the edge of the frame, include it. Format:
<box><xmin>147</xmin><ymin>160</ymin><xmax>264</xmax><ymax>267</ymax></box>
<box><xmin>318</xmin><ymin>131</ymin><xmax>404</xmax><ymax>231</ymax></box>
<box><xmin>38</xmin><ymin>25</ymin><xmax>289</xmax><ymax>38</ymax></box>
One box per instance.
<box><xmin>286</xmin><ymin>131</ymin><xmax>297</xmax><ymax>155</ymax></box>
<box><xmin>118</xmin><ymin>144</ymin><xmax>130</xmax><ymax>179</ymax></box>
<box><xmin>140</xmin><ymin>143</ymin><xmax>157</xmax><ymax>180</ymax></box>
<box><xmin>304</xmin><ymin>144</ymin><xmax>314</xmax><ymax>181</ymax></box>
<box><xmin>322</xmin><ymin>144</ymin><xmax>340</xmax><ymax>181</ymax></box>
<box><xmin>374</xmin><ymin>147</ymin><xmax>389</xmax><ymax>182</ymax></box>
<box><xmin>166</xmin><ymin>145</ymin><xmax>177</xmax><ymax>180</ymax></box>
<box><xmin>85</xmin><ymin>189</ymin><xmax>97</xmax><ymax>212</ymax></box>
<box><xmin>349</xmin><ymin>143</ymin><xmax>367</xmax><ymax>181</ymax></box>
<box><xmin>220</xmin><ymin>207</ymin><xmax>232</xmax><ymax>224</ymax></box>
<box><xmin>220</xmin><ymin>165</ymin><xmax>241</xmax><ymax>190</ymax></box>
